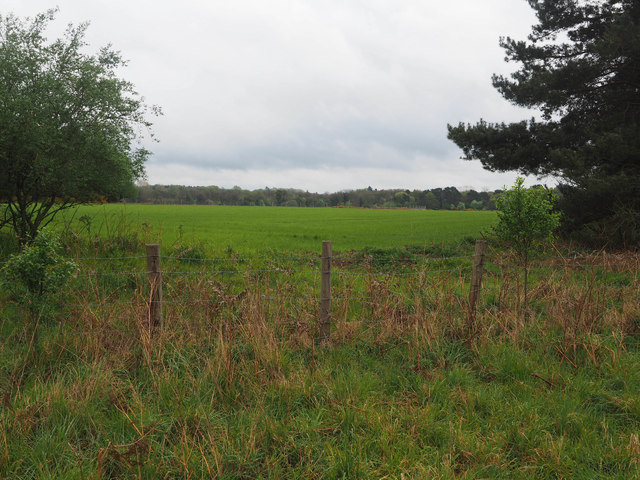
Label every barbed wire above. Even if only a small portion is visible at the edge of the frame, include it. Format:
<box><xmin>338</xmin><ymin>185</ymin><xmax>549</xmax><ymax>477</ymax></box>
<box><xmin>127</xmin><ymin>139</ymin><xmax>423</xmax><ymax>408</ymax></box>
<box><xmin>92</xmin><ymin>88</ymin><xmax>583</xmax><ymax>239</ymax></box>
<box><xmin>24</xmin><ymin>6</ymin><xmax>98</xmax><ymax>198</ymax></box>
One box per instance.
<box><xmin>61</xmin><ymin>252</ymin><xmax>477</xmax><ymax>264</ymax></box>
<box><xmin>161</xmin><ymin>269</ymin><xmax>319</xmax><ymax>276</ymax></box>
<box><xmin>333</xmin><ymin>267</ymin><xmax>466</xmax><ymax>277</ymax></box>
<box><xmin>63</xmin><ymin>256</ymin><xmax>148</xmax><ymax>261</ymax></box>
<box><xmin>5</xmin><ymin>248</ymin><xmax>633</xmax><ymax>313</ymax></box>
<box><xmin>159</xmin><ymin>255</ymin><xmax>319</xmax><ymax>263</ymax></box>
<box><xmin>66</xmin><ymin>300</ymin><xmax>140</xmax><ymax>307</ymax></box>
<box><xmin>66</xmin><ymin>257</ymin><xmax>639</xmax><ymax>272</ymax></box>
<box><xmin>74</xmin><ymin>271</ymin><xmax>148</xmax><ymax>278</ymax></box>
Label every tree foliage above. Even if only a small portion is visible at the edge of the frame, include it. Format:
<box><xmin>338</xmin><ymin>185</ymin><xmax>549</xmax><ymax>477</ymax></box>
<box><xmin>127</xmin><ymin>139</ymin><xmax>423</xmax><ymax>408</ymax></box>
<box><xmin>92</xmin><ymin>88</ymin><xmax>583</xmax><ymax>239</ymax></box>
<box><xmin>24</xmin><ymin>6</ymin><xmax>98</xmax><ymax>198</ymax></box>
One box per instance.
<box><xmin>448</xmin><ymin>0</ymin><xmax>640</xmax><ymax>247</ymax></box>
<box><xmin>493</xmin><ymin>177</ymin><xmax>560</xmax><ymax>258</ymax></box>
<box><xmin>0</xmin><ymin>9</ymin><xmax>159</xmax><ymax>243</ymax></box>
<box><xmin>130</xmin><ymin>184</ymin><xmax>498</xmax><ymax>209</ymax></box>
<box><xmin>493</xmin><ymin>177</ymin><xmax>560</xmax><ymax>316</ymax></box>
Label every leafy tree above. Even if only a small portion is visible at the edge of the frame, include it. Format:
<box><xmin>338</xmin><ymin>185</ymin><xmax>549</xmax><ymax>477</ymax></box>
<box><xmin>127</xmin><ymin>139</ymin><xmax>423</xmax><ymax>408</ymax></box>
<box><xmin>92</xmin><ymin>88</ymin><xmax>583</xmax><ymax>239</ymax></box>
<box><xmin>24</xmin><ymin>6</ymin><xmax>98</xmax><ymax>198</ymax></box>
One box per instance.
<box><xmin>493</xmin><ymin>177</ymin><xmax>560</xmax><ymax>317</ymax></box>
<box><xmin>447</xmin><ymin>0</ymin><xmax>640</xmax><ymax>247</ymax></box>
<box><xmin>423</xmin><ymin>191</ymin><xmax>439</xmax><ymax>209</ymax></box>
<box><xmin>463</xmin><ymin>189</ymin><xmax>481</xmax><ymax>204</ymax></box>
<box><xmin>469</xmin><ymin>199</ymin><xmax>484</xmax><ymax>210</ymax></box>
<box><xmin>441</xmin><ymin>187</ymin><xmax>462</xmax><ymax>210</ymax></box>
<box><xmin>274</xmin><ymin>189</ymin><xmax>288</xmax><ymax>206</ymax></box>
<box><xmin>394</xmin><ymin>191</ymin><xmax>411</xmax><ymax>206</ymax></box>
<box><xmin>0</xmin><ymin>10</ymin><xmax>159</xmax><ymax>243</ymax></box>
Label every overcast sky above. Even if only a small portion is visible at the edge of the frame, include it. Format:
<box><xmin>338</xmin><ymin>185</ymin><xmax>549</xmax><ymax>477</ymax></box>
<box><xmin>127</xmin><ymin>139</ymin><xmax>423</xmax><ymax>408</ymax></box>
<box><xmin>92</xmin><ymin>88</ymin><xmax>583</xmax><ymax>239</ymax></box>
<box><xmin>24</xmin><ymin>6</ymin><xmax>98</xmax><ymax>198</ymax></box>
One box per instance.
<box><xmin>5</xmin><ymin>0</ymin><xmax>544</xmax><ymax>192</ymax></box>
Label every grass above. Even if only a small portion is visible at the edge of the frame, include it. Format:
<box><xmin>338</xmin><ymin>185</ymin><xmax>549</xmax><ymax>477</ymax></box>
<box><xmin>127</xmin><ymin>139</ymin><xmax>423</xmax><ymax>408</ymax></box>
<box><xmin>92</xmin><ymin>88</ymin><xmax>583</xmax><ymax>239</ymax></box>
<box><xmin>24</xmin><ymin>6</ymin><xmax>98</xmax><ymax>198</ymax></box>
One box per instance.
<box><xmin>56</xmin><ymin>204</ymin><xmax>497</xmax><ymax>254</ymax></box>
<box><xmin>1</xmin><ymin>210</ymin><xmax>640</xmax><ymax>478</ymax></box>
<box><xmin>2</xmin><ymin>297</ymin><xmax>639</xmax><ymax>478</ymax></box>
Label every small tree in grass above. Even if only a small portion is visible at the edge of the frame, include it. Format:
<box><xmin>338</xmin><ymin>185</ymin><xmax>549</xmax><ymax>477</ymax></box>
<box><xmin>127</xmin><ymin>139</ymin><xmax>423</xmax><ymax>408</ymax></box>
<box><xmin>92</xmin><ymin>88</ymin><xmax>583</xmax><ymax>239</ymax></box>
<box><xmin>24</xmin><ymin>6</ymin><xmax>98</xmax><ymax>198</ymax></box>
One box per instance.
<box><xmin>0</xmin><ymin>230</ymin><xmax>77</xmax><ymax>344</ymax></box>
<box><xmin>493</xmin><ymin>177</ymin><xmax>560</xmax><ymax>317</ymax></box>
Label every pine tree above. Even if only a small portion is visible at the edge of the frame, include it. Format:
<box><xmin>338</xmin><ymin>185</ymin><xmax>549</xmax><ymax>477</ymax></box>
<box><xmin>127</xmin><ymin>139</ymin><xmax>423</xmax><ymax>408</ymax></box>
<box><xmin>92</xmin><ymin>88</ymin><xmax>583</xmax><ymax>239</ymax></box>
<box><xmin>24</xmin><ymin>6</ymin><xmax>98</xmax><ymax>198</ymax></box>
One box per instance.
<box><xmin>448</xmin><ymin>0</ymin><xmax>640</xmax><ymax>247</ymax></box>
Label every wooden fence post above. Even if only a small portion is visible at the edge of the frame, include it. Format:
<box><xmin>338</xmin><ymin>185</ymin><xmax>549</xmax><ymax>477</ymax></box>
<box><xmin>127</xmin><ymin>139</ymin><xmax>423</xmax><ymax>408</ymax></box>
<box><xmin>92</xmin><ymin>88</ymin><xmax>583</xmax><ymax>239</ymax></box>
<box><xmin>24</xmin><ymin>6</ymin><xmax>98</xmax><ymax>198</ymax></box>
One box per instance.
<box><xmin>146</xmin><ymin>244</ymin><xmax>163</xmax><ymax>329</ymax></box>
<box><xmin>319</xmin><ymin>241</ymin><xmax>332</xmax><ymax>342</ymax></box>
<box><xmin>467</xmin><ymin>239</ymin><xmax>487</xmax><ymax>334</ymax></box>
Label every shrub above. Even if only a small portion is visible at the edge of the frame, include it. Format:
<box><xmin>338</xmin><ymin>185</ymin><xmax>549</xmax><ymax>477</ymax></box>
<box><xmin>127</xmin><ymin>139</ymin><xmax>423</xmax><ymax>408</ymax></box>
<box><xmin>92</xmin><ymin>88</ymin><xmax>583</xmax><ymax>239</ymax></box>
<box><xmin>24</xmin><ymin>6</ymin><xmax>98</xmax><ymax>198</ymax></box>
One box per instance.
<box><xmin>493</xmin><ymin>177</ymin><xmax>560</xmax><ymax>316</ymax></box>
<box><xmin>0</xmin><ymin>230</ymin><xmax>77</xmax><ymax>321</ymax></box>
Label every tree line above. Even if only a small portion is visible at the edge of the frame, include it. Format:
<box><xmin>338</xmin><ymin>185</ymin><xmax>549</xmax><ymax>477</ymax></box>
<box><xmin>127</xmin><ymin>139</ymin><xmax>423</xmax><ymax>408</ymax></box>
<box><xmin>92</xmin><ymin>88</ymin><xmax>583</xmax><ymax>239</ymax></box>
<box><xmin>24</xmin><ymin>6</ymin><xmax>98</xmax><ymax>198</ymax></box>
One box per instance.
<box><xmin>128</xmin><ymin>184</ymin><xmax>502</xmax><ymax>210</ymax></box>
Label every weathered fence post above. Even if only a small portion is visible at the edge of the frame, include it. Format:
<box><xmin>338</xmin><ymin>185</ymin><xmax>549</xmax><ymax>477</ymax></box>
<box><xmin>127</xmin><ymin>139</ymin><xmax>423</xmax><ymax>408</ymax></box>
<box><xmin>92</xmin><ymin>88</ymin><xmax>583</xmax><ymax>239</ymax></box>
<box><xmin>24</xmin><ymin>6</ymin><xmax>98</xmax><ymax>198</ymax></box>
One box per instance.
<box><xmin>467</xmin><ymin>239</ymin><xmax>487</xmax><ymax>334</ymax></box>
<box><xmin>319</xmin><ymin>240</ymin><xmax>332</xmax><ymax>342</ymax></box>
<box><xmin>146</xmin><ymin>244</ymin><xmax>163</xmax><ymax>329</ymax></box>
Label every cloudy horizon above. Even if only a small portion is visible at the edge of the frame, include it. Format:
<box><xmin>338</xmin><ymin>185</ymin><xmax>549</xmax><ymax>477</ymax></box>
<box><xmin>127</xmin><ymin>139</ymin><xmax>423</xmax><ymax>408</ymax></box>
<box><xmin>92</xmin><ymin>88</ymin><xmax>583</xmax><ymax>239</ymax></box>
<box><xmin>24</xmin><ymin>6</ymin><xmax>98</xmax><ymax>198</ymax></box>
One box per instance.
<box><xmin>4</xmin><ymin>0</ymin><xmax>553</xmax><ymax>193</ymax></box>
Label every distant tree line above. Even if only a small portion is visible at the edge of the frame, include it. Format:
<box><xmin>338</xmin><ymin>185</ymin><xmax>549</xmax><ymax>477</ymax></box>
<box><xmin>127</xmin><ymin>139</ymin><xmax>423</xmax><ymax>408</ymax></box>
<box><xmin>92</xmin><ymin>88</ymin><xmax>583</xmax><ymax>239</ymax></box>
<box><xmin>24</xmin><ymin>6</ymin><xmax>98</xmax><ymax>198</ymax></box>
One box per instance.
<box><xmin>127</xmin><ymin>184</ymin><xmax>504</xmax><ymax>210</ymax></box>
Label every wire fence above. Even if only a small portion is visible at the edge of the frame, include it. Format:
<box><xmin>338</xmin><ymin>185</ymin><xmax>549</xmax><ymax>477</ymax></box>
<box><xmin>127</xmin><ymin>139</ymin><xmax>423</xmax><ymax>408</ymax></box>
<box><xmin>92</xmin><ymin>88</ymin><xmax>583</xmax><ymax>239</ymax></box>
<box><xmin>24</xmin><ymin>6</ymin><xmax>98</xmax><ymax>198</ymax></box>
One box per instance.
<box><xmin>3</xmin><ymin>241</ymin><xmax>639</xmax><ymax>340</ymax></box>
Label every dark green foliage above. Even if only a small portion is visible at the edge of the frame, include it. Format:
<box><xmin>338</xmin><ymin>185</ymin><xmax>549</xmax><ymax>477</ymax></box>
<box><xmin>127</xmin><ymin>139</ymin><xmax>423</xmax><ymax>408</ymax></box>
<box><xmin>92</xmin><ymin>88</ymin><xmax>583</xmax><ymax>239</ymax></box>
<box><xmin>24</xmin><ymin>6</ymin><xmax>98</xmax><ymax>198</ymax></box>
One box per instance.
<box><xmin>557</xmin><ymin>175</ymin><xmax>640</xmax><ymax>247</ymax></box>
<box><xmin>132</xmin><ymin>183</ymin><xmax>498</xmax><ymax>210</ymax></box>
<box><xmin>0</xmin><ymin>230</ymin><xmax>19</xmax><ymax>259</ymax></box>
<box><xmin>447</xmin><ymin>0</ymin><xmax>640</xmax><ymax>247</ymax></box>
<box><xmin>0</xmin><ymin>9</ymin><xmax>159</xmax><ymax>243</ymax></box>
<box><xmin>0</xmin><ymin>229</ymin><xmax>76</xmax><ymax>320</ymax></box>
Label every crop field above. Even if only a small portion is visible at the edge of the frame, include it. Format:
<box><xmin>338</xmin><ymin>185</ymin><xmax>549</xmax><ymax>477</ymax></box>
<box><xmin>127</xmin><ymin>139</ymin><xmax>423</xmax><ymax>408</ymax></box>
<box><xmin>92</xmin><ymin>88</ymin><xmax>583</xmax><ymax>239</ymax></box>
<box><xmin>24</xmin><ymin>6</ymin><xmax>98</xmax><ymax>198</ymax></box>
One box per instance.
<box><xmin>57</xmin><ymin>204</ymin><xmax>497</xmax><ymax>254</ymax></box>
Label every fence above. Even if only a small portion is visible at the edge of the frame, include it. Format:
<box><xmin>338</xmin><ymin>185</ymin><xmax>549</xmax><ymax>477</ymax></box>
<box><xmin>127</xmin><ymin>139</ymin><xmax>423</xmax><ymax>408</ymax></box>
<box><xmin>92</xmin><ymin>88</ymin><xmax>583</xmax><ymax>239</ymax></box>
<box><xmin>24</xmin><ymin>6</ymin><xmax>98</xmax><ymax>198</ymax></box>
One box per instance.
<box><xmin>135</xmin><ymin>240</ymin><xmax>487</xmax><ymax>342</ymax></box>
<box><xmin>52</xmin><ymin>240</ymin><xmax>640</xmax><ymax>346</ymax></box>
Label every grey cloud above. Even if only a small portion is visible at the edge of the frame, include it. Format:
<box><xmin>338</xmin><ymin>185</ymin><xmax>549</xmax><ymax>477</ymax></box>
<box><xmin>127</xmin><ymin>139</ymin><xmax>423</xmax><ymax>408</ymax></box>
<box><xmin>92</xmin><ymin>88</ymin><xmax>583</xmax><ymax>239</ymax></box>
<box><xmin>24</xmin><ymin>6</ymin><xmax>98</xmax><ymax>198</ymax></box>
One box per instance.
<box><xmin>5</xmin><ymin>0</ymin><xmax>538</xmax><ymax>190</ymax></box>
<box><xmin>153</xmin><ymin>119</ymin><xmax>456</xmax><ymax>172</ymax></box>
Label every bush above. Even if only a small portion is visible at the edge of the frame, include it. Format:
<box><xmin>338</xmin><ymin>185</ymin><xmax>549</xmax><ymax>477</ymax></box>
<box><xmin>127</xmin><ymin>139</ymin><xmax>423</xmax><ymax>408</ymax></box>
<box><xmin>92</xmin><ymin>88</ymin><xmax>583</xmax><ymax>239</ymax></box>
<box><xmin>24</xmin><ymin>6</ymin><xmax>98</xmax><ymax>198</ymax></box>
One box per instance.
<box><xmin>493</xmin><ymin>177</ymin><xmax>560</xmax><ymax>316</ymax></box>
<box><xmin>0</xmin><ymin>230</ymin><xmax>77</xmax><ymax>320</ymax></box>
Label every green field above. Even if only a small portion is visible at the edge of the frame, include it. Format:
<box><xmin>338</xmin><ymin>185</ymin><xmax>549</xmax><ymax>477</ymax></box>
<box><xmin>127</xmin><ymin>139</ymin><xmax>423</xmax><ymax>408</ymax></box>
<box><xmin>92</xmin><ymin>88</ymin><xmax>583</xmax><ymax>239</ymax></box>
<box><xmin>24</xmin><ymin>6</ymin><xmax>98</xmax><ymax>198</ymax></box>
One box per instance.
<box><xmin>58</xmin><ymin>204</ymin><xmax>497</xmax><ymax>254</ymax></box>
<box><xmin>4</xmin><ymin>205</ymin><xmax>640</xmax><ymax>478</ymax></box>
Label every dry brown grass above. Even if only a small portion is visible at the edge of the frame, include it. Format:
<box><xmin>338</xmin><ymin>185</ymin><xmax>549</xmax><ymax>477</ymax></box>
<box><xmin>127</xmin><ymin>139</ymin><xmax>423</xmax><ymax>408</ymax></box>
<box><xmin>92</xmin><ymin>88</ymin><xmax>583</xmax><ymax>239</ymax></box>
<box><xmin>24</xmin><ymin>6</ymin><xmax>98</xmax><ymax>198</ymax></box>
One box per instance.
<box><xmin>48</xmin><ymin>250</ymin><xmax>639</xmax><ymax>371</ymax></box>
<box><xmin>2</xmin><ymin>249</ymin><xmax>640</xmax><ymax>479</ymax></box>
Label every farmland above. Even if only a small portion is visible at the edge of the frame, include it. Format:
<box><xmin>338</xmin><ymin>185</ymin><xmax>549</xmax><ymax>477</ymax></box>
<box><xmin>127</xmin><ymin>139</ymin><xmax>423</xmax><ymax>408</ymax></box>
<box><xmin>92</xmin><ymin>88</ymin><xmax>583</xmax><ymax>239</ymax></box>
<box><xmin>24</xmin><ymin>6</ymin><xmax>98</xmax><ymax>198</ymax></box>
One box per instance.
<box><xmin>57</xmin><ymin>204</ymin><xmax>497</xmax><ymax>254</ymax></box>
<box><xmin>1</xmin><ymin>205</ymin><xmax>640</xmax><ymax>478</ymax></box>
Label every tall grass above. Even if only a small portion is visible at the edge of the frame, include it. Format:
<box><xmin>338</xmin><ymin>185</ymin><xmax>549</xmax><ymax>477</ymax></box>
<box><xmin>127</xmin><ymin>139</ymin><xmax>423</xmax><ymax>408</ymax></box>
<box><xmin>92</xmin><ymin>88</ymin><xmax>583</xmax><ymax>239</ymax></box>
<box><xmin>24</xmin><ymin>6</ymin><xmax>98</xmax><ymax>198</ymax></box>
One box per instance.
<box><xmin>1</xmin><ymin>224</ymin><xmax>639</xmax><ymax>478</ymax></box>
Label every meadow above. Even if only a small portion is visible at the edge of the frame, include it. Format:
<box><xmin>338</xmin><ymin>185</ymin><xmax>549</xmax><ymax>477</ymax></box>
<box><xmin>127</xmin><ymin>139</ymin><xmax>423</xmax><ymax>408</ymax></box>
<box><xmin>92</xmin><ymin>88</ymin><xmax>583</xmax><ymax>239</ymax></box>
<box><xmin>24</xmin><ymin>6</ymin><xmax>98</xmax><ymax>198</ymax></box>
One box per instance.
<box><xmin>57</xmin><ymin>204</ymin><xmax>497</xmax><ymax>254</ymax></box>
<box><xmin>1</xmin><ymin>205</ymin><xmax>640</xmax><ymax>479</ymax></box>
